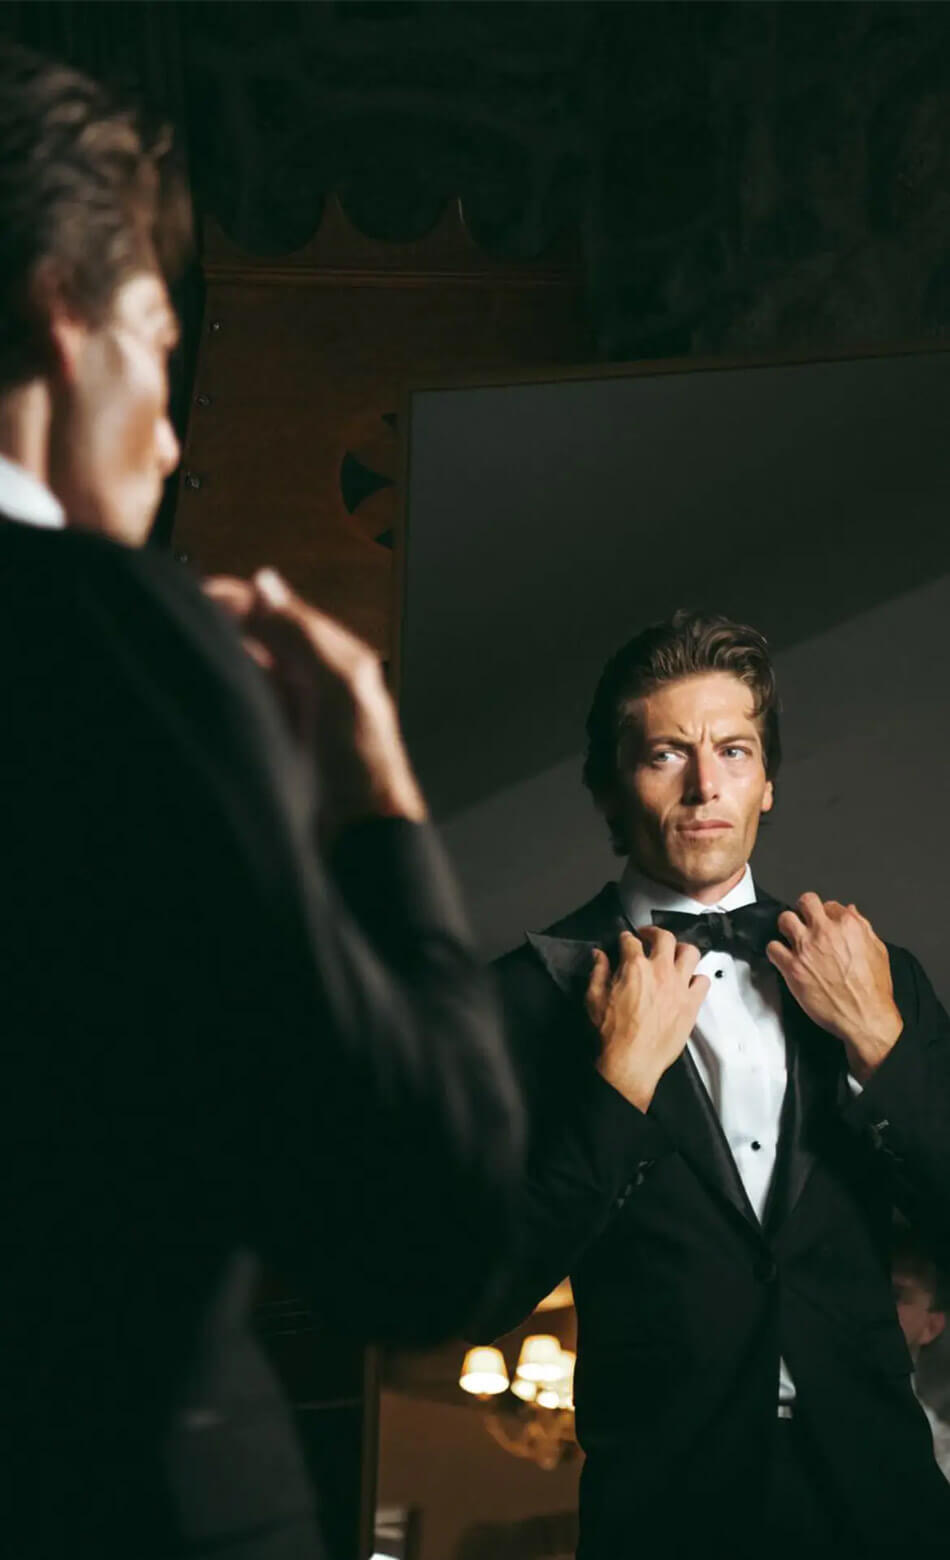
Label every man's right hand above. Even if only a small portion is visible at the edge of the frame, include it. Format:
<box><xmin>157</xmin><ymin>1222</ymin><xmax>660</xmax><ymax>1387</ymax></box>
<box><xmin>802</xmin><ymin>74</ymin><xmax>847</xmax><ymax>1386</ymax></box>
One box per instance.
<box><xmin>586</xmin><ymin>929</ymin><xmax>709</xmax><ymax>1112</ymax></box>
<box><xmin>204</xmin><ymin>568</ymin><xmax>427</xmax><ymax>836</ymax></box>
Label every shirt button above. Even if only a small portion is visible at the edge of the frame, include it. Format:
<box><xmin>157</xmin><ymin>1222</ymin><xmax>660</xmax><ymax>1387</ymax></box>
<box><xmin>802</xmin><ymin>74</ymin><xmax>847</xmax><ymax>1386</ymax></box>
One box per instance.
<box><xmin>714</xmin><ymin>969</ymin><xmax>724</xmax><ymax>979</ymax></box>
<box><xmin>751</xmin><ymin>1140</ymin><xmax>762</xmax><ymax>1151</ymax></box>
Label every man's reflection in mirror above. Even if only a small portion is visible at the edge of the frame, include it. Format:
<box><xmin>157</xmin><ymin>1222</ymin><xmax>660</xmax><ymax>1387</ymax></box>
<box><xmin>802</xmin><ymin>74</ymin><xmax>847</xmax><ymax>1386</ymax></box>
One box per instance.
<box><xmin>474</xmin><ymin>610</ymin><xmax>950</xmax><ymax>1559</ymax></box>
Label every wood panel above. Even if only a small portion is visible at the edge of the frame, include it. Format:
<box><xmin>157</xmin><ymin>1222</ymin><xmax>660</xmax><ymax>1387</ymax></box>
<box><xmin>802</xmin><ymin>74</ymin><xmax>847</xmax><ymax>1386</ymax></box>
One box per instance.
<box><xmin>172</xmin><ymin>199</ymin><xmax>592</xmax><ymax>656</ymax></box>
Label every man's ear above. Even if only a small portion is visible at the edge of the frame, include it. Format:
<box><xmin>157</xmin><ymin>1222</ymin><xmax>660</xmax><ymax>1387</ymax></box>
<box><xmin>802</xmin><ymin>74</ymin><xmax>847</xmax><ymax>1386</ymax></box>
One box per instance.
<box><xmin>761</xmin><ymin>778</ymin><xmax>775</xmax><ymax>816</ymax></box>
<box><xmin>922</xmin><ymin>1309</ymin><xmax>947</xmax><ymax>1349</ymax></box>
<box><xmin>27</xmin><ymin>260</ymin><xmax>86</xmax><ymax>385</ymax></box>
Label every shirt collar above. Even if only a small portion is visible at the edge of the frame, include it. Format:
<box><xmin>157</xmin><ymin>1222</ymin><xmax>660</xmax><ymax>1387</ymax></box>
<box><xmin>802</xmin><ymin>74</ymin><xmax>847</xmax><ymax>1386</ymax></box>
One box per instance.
<box><xmin>0</xmin><ymin>453</ymin><xmax>65</xmax><ymax>530</ymax></box>
<box><xmin>619</xmin><ymin>858</ymin><xmax>757</xmax><ymax>929</ymax></box>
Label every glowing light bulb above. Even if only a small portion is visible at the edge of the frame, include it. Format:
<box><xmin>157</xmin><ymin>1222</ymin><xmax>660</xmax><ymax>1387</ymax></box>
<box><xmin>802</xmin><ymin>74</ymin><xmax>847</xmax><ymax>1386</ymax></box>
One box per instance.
<box><xmin>515</xmin><ymin>1334</ymin><xmax>564</xmax><ymax>1384</ymax></box>
<box><xmin>459</xmin><ymin>1346</ymin><xmax>509</xmax><ymax>1397</ymax></box>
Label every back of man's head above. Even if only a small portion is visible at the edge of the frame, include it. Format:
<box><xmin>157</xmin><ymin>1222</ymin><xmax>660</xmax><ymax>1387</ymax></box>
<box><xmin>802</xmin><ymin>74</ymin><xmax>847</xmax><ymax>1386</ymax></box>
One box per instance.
<box><xmin>0</xmin><ymin>41</ymin><xmax>190</xmax><ymax>393</ymax></box>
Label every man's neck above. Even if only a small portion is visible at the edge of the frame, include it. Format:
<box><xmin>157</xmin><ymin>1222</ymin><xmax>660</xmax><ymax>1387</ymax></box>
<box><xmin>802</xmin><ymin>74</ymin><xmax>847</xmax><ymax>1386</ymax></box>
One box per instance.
<box><xmin>627</xmin><ymin>859</ymin><xmax>750</xmax><ymax>907</ymax></box>
<box><xmin>0</xmin><ymin>382</ymin><xmax>54</xmax><ymax>491</ymax></box>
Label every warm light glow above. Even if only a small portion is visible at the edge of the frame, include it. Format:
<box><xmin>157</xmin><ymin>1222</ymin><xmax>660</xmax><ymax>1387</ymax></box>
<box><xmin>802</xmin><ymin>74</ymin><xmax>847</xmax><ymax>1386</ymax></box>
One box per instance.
<box><xmin>510</xmin><ymin>1375</ymin><xmax>537</xmax><ymax>1402</ymax></box>
<box><xmin>556</xmin><ymin>1349</ymin><xmax>576</xmax><ymax>1409</ymax></box>
<box><xmin>516</xmin><ymin>1334</ymin><xmax>565</xmax><ymax>1384</ymax></box>
<box><xmin>535</xmin><ymin>1278</ymin><xmax>574</xmax><ymax>1313</ymax></box>
<box><xmin>459</xmin><ymin>1346</ymin><xmax>509</xmax><ymax>1396</ymax></box>
<box><xmin>536</xmin><ymin>1389</ymin><xmax>560</xmax><ymax>1409</ymax></box>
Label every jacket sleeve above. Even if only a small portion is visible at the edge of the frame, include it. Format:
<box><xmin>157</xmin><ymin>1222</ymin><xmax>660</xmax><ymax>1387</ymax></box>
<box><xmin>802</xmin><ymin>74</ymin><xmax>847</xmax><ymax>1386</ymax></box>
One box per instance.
<box><xmin>83</xmin><ymin>547</ymin><xmax>525</xmax><ymax>1347</ymax></box>
<box><xmin>469</xmin><ymin>945</ymin><xmax>669</xmax><ymax>1341</ymax></box>
<box><xmin>841</xmin><ymin>946</ymin><xmax>950</xmax><ymax>1257</ymax></box>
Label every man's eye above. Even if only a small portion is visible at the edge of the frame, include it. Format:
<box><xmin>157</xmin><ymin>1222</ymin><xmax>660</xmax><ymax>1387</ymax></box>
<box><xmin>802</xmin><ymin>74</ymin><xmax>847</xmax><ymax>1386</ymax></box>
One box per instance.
<box><xmin>723</xmin><ymin>746</ymin><xmax>749</xmax><ymax>759</ymax></box>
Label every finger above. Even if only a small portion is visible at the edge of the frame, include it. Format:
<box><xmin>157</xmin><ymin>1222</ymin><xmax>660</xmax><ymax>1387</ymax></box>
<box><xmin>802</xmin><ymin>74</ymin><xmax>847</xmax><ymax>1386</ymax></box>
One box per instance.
<box><xmin>203</xmin><ymin>575</ymin><xmax>256</xmax><ymax>620</ymax></box>
<box><xmin>766</xmin><ymin>939</ymin><xmax>795</xmax><ymax>977</ymax></box>
<box><xmin>796</xmin><ymin>891</ymin><xmax>825</xmax><ymax>927</ymax></box>
<box><xmin>203</xmin><ymin>573</ymin><xmax>251</xmax><ymax>598</ymax></box>
<box><xmin>777</xmin><ymin>909</ymin><xmax>805</xmax><ymax>949</ymax></box>
<box><xmin>617</xmin><ymin>929</ymin><xmax>644</xmax><ymax>963</ymax></box>
<box><xmin>585</xmin><ymin>948</ymin><xmax>610</xmax><ymax>1019</ymax></box>
<box><xmin>614</xmin><ymin>931</ymin><xmax>643</xmax><ymax>986</ymax></box>
<box><xmin>245</xmin><ymin>584</ymin><xmax>382</xmax><ymax>702</ymax></box>
<box><xmin>674</xmin><ymin>940</ymin><xmax>702</xmax><ymax>976</ymax></box>
<box><xmin>240</xmin><ymin>636</ymin><xmax>276</xmax><ymax>672</ymax></box>
<box><xmin>638</xmin><ymin>925</ymin><xmax>676</xmax><ymax>961</ymax></box>
<box><xmin>823</xmin><ymin>899</ymin><xmax>846</xmax><ymax>920</ymax></box>
<box><xmin>252</xmin><ymin>570</ymin><xmax>374</xmax><ymax>664</ymax></box>
<box><xmin>586</xmin><ymin>947</ymin><xmax>610</xmax><ymax>993</ymax></box>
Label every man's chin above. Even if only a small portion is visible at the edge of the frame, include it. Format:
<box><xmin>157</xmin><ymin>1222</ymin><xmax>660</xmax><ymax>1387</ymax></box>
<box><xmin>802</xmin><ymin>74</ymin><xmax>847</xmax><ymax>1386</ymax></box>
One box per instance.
<box><xmin>669</xmin><ymin>844</ymin><xmax>745</xmax><ymax>890</ymax></box>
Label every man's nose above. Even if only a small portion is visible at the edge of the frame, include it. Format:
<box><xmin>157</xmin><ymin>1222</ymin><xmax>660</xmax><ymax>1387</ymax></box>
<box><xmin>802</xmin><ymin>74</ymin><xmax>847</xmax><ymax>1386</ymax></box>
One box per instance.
<box><xmin>157</xmin><ymin>417</ymin><xmax>180</xmax><ymax>479</ymax></box>
<box><xmin>684</xmin><ymin>751</ymin><xmax>719</xmax><ymax>801</ymax></box>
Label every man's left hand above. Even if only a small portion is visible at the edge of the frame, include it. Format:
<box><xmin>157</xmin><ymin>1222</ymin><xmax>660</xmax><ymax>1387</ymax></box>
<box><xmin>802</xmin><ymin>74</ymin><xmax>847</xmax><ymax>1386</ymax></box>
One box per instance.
<box><xmin>766</xmin><ymin>893</ymin><xmax>903</xmax><ymax>1083</ymax></box>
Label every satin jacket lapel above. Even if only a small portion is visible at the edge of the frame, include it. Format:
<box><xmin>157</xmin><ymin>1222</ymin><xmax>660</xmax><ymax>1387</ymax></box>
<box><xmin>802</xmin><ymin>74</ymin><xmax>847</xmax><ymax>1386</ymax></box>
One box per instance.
<box><xmin>648</xmin><ymin>1051</ymin><xmax>761</xmax><ymax>1230</ymax></box>
<box><xmin>529</xmin><ymin>887</ymin><xmax>761</xmax><ymax>1233</ymax></box>
<box><xmin>525</xmin><ymin>888</ymin><xmax>631</xmax><ymax>998</ymax></box>
<box><xmin>525</xmin><ymin>933</ymin><xmax>601</xmax><ymax>999</ymax></box>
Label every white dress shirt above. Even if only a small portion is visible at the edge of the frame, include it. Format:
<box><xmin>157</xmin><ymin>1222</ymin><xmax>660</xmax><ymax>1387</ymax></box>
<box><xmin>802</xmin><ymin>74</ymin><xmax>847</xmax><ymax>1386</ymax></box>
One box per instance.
<box><xmin>619</xmin><ymin>860</ymin><xmax>797</xmax><ymax>1408</ymax></box>
<box><xmin>0</xmin><ymin>453</ymin><xmax>65</xmax><ymax>530</ymax></box>
<box><xmin>921</xmin><ymin>1395</ymin><xmax>950</xmax><ymax>1483</ymax></box>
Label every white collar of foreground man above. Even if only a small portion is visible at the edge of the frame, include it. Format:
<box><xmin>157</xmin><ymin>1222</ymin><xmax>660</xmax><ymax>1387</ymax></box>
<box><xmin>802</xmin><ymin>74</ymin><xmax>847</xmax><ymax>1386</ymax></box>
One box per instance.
<box><xmin>0</xmin><ymin>452</ymin><xmax>65</xmax><ymax>530</ymax></box>
<box><xmin>619</xmin><ymin>859</ymin><xmax>757</xmax><ymax>930</ymax></box>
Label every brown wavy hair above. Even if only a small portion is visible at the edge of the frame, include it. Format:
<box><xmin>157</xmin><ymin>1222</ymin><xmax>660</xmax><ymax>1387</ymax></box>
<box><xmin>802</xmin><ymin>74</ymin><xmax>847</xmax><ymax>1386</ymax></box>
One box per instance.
<box><xmin>0</xmin><ymin>41</ymin><xmax>191</xmax><ymax>389</ymax></box>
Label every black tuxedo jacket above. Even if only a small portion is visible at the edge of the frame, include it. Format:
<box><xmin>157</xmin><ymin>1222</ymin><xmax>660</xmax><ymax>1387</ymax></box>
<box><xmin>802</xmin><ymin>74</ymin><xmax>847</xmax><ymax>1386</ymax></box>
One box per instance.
<box><xmin>0</xmin><ymin>518</ymin><xmax>522</xmax><ymax>1559</ymax></box>
<box><xmin>478</xmin><ymin>880</ymin><xmax>950</xmax><ymax>1556</ymax></box>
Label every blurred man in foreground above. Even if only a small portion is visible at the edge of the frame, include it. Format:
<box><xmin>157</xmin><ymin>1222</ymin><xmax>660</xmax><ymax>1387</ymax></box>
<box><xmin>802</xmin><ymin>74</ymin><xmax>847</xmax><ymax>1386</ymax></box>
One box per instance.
<box><xmin>0</xmin><ymin>42</ymin><xmax>521</xmax><ymax>1559</ymax></box>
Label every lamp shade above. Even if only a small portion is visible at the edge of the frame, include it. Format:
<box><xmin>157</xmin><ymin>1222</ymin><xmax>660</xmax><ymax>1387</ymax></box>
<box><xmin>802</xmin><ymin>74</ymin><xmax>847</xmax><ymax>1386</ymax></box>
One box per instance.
<box><xmin>510</xmin><ymin>1375</ymin><xmax>537</xmax><ymax>1402</ymax></box>
<box><xmin>515</xmin><ymin>1334</ymin><xmax>565</xmax><ymax>1384</ymax></box>
<box><xmin>459</xmin><ymin>1346</ymin><xmax>509</xmax><ymax>1396</ymax></box>
<box><xmin>556</xmin><ymin>1348</ymin><xmax>576</xmax><ymax>1409</ymax></box>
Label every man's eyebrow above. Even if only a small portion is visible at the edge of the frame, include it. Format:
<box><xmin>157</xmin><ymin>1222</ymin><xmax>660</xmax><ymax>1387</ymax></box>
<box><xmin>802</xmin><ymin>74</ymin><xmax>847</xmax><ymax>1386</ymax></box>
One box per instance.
<box><xmin>644</xmin><ymin>731</ymin><xmax>759</xmax><ymax>748</ymax></box>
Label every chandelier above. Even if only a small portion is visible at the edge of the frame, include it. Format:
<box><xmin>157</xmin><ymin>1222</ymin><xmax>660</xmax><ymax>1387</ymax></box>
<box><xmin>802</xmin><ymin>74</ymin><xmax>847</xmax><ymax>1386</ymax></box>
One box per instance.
<box><xmin>458</xmin><ymin>1335</ymin><xmax>577</xmax><ymax>1471</ymax></box>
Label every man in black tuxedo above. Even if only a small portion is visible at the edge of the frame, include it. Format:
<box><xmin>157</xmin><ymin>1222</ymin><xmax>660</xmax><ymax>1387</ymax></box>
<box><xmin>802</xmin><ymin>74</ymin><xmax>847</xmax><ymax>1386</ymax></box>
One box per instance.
<box><xmin>0</xmin><ymin>43</ymin><xmax>521</xmax><ymax>1559</ymax></box>
<box><xmin>477</xmin><ymin>610</ymin><xmax>950</xmax><ymax>1557</ymax></box>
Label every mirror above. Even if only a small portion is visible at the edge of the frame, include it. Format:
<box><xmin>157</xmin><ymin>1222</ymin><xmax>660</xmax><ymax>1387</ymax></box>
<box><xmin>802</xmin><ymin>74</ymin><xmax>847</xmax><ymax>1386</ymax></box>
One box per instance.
<box><xmin>380</xmin><ymin>347</ymin><xmax>950</xmax><ymax>1559</ymax></box>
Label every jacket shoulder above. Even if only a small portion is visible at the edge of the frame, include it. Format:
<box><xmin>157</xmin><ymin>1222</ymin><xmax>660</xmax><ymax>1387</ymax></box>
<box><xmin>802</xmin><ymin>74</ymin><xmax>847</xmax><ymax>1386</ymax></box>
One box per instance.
<box><xmin>541</xmin><ymin>882</ymin><xmax>624</xmax><ymax>940</ymax></box>
<box><xmin>493</xmin><ymin>882</ymin><xmax>621</xmax><ymax>973</ymax></box>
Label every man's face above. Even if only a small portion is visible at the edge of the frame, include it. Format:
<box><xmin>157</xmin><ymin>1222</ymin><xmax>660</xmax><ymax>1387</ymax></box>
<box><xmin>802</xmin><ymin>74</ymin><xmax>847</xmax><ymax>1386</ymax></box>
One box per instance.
<box><xmin>893</xmin><ymin>1269</ymin><xmax>946</xmax><ymax>1358</ymax></box>
<box><xmin>49</xmin><ymin>271</ymin><xmax>180</xmax><ymax>546</ymax></box>
<box><xmin>605</xmin><ymin>671</ymin><xmax>774</xmax><ymax>901</ymax></box>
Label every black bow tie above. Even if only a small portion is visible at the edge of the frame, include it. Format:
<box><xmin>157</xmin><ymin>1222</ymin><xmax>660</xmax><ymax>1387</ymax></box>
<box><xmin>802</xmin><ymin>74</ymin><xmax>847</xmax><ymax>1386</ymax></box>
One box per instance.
<box><xmin>650</xmin><ymin>900</ymin><xmax>783</xmax><ymax>962</ymax></box>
